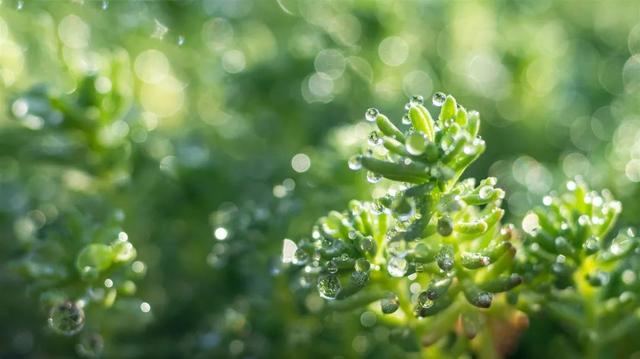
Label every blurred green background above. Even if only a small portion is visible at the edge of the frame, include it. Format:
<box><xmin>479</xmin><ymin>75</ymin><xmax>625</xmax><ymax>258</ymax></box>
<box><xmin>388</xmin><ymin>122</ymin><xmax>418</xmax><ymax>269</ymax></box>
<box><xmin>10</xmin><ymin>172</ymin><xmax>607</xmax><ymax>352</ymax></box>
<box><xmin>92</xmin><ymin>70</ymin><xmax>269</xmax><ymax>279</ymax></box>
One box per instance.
<box><xmin>1</xmin><ymin>0</ymin><xmax>640</xmax><ymax>357</ymax></box>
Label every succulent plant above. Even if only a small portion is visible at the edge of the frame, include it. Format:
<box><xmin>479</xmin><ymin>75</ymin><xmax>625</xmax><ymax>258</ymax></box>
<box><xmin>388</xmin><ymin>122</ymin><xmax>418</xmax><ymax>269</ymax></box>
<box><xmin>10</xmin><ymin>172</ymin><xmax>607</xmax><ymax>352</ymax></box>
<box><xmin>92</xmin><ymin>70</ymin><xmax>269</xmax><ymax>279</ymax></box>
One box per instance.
<box><xmin>285</xmin><ymin>93</ymin><xmax>525</xmax><ymax>354</ymax></box>
<box><xmin>518</xmin><ymin>179</ymin><xmax>639</xmax><ymax>358</ymax></box>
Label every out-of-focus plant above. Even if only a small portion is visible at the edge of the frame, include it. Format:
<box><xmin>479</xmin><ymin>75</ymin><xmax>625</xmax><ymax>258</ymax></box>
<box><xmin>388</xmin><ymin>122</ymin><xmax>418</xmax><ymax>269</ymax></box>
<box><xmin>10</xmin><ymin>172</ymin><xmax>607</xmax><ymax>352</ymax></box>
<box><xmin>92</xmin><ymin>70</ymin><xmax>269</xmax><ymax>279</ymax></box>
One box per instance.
<box><xmin>517</xmin><ymin>179</ymin><xmax>639</xmax><ymax>358</ymax></box>
<box><xmin>1</xmin><ymin>58</ymin><xmax>150</xmax><ymax>357</ymax></box>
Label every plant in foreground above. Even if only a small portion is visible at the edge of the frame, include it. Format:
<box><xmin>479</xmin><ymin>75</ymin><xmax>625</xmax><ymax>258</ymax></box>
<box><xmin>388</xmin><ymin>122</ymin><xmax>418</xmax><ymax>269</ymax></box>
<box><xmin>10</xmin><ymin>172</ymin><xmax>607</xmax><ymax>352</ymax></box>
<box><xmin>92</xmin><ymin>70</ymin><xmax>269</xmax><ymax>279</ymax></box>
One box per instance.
<box><xmin>284</xmin><ymin>93</ymin><xmax>639</xmax><ymax>357</ymax></box>
<box><xmin>285</xmin><ymin>93</ymin><xmax>525</xmax><ymax>356</ymax></box>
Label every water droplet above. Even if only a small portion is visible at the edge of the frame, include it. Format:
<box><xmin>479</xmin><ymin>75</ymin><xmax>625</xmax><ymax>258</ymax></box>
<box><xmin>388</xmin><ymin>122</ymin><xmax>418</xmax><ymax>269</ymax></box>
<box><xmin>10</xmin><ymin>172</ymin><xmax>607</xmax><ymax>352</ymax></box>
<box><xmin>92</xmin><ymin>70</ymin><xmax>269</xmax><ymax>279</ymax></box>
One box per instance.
<box><xmin>405</xmin><ymin>132</ymin><xmax>428</xmax><ymax>155</ymax></box>
<box><xmin>417</xmin><ymin>291</ymin><xmax>433</xmax><ymax>308</ymax></box>
<box><xmin>410</xmin><ymin>95</ymin><xmax>424</xmax><ymax>106</ymax></box>
<box><xmin>48</xmin><ymin>301</ymin><xmax>85</xmax><ymax>336</ymax></box>
<box><xmin>402</xmin><ymin>115</ymin><xmax>411</xmax><ymax>125</ymax></box>
<box><xmin>432</xmin><ymin>92</ymin><xmax>446</xmax><ymax>107</ymax></box>
<box><xmin>140</xmin><ymin>302</ymin><xmax>151</xmax><ymax>313</ymax></box>
<box><xmin>370</xmin><ymin>201</ymin><xmax>384</xmax><ymax>214</ymax></box>
<box><xmin>366</xmin><ymin>171</ymin><xmax>382</xmax><ymax>183</ymax></box>
<box><xmin>368</xmin><ymin>131</ymin><xmax>382</xmax><ymax>146</ymax></box>
<box><xmin>471</xmin><ymin>292</ymin><xmax>493</xmax><ymax>308</ymax></box>
<box><xmin>387</xmin><ymin>256</ymin><xmax>408</xmax><ymax>277</ymax></box>
<box><xmin>101</xmin><ymin>0</ymin><xmax>108</xmax><ymax>10</ymax></box>
<box><xmin>437</xmin><ymin>217</ymin><xmax>453</xmax><ymax>237</ymax></box>
<box><xmin>365</xmin><ymin>108</ymin><xmax>379</xmax><ymax>122</ymax></box>
<box><xmin>395</xmin><ymin>198</ymin><xmax>414</xmax><ymax>221</ymax></box>
<box><xmin>351</xmin><ymin>270</ymin><xmax>368</xmax><ymax>286</ymax></box>
<box><xmin>177</xmin><ymin>35</ymin><xmax>185</xmax><ymax>46</ymax></box>
<box><xmin>348</xmin><ymin>155</ymin><xmax>362</xmax><ymax>170</ymax></box>
<box><xmin>327</xmin><ymin>259</ymin><xmax>338</xmax><ymax>274</ymax></box>
<box><xmin>317</xmin><ymin>274</ymin><xmax>341</xmax><ymax>299</ymax></box>
<box><xmin>359</xmin><ymin>236</ymin><xmax>376</xmax><ymax>254</ymax></box>
<box><xmin>380</xmin><ymin>292</ymin><xmax>399</xmax><ymax>314</ymax></box>
<box><xmin>16</xmin><ymin>0</ymin><xmax>24</xmax><ymax>10</ymax></box>
<box><xmin>355</xmin><ymin>258</ymin><xmax>371</xmax><ymax>272</ymax></box>
<box><xmin>542</xmin><ymin>195</ymin><xmax>552</xmax><ymax>206</ymax></box>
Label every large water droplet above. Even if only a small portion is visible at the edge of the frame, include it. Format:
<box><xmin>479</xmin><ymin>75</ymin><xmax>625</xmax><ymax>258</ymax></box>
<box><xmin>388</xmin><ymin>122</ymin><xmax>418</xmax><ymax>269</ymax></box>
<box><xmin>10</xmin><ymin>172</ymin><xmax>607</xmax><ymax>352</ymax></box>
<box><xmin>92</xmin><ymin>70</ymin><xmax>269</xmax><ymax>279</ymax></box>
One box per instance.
<box><xmin>387</xmin><ymin>256</ymin><xmax>408</xmax><ymax>277</ymax></box>
<box><xmin>317</xmin><ymin>274</ymin><xmax>341</xmax><ymax>300</ymax></box>
<box><xmin>348</xmin><ymin>155</ymin><xmax>362</xmax><ymax>170</ymax></box>
<box><xmin>48</xmin><ymin>301</ymin><xmax>85</xmax><ymax>336</ymax></box>
<box><xmin>380</xmin><ymin>292</ymin><xmax>399</xmax><ymax>314</ymax></box>
<box><xmin>365</xmin><ymin>108</ymin><xmax>379</xmax><ymax>122</ymax></box>
<box><xmin>368</xmin><ymin>131</ymin><xmax>382</xmax><ymax>146</ymax></box>
<box><xmin>366</xmin><ymin>171</ymin><xmax>382</xmax><ymax>183</ymax></box>
<box><xmin>432</xmin><ymin>92</ymin><xmax>446</xmax><ymax>107</ymax></box>
<box><xmin>405</xmin><ymin>132</ymin><xmax>427</xmax><ymax>155</ymax></box>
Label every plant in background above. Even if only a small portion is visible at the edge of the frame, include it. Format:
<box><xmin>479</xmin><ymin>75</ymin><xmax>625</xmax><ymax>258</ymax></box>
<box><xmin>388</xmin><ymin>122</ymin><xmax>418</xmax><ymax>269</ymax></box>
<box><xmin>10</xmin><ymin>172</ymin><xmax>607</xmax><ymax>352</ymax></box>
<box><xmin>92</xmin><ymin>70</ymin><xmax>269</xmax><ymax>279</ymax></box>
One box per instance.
<box><xmin>285</xmin><ymin>93</ymin><xmax>527</xmax><ymax>356</ymax></box>
<box><xmin>518</xmin><ymin>179</ymin><xmax>639</xmax><ymax>358</ymax></box>
<box><xmin>2</xmin><ymin>57</ymin><xmax>150</xmax><ymax>357</ymax></box>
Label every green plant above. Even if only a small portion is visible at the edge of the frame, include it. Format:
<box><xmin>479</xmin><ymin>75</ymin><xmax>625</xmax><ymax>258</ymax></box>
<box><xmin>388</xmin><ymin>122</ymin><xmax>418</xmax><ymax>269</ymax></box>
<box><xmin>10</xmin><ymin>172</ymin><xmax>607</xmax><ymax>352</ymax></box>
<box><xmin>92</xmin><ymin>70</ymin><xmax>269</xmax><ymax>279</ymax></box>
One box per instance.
<box><xmin>3</xmin><ymin>63</ymin><xmax>150</xmax><ymax>357</ymax></box>
<box><xmin>286</xmin><ymin>93</ymin><xmax>525</xmax><ymax>357</ymax></box>
<box><xmin>517</xmin><ymin>179</ymin><xmax>638</xmax><ymax>358</ymax></box>
<box><xmin>285</xmin><ymin>94</ymin><xmax>639</xmax><ymax>358</ymax></box>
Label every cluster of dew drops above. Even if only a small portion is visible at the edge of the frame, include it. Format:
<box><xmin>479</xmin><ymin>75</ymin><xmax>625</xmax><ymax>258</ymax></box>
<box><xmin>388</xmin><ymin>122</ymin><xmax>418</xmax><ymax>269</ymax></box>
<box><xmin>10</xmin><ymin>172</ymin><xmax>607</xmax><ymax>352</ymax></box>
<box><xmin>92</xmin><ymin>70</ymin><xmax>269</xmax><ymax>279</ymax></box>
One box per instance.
<box><xmin>348</xmin><ymin>92</ymin><xmax>448</xmax><ymax>182</ymax></box>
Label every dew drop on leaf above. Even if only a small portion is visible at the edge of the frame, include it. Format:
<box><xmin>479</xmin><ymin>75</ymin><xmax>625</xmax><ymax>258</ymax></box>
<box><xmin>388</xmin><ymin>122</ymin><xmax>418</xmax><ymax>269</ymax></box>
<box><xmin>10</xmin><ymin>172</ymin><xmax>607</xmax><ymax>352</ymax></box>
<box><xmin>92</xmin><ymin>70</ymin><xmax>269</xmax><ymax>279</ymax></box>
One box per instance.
<box><xmin>409</xmin><ymin>95</ymin><xmax>424</xmax><ymax>106</ymax></box>
<box><xmin>387</xmin><ymin>256</ymin><xmax>408</xmax><ymax>277</ymax></box>
<box><xmin>317</xmin><ymin>274</ymin><xmax>341</xmax><ymax>300</ymax></box>
<box><xmin>380</xmin><ymin>292</ymin><xmax>399</xmax><ymax>314</ymax></box>
<box><xmin>365</xmin><ymin>108</ymin><xmax>379</xmax><ymax>122</ymax></box>
<box><xmin>432</xmin><ymin>92</ymin><xmax>446</xmax><ymax>107</ymax></box>
<box><xmin>402</xmin><ymin>115</ymin><xmax>411</xmax><ymax>125</ymax></box>
<box><xmin>48</xmin><ymin>301</ymin><xmax>85</xmax><ymax>336</ymax></box>
<box><xmin>366</xmin><ymin>171</ymin><xmax>382</xmax><ymax>183</ymax></box>
<box><xmin>368</xmin><ymin>131</ymin><xmax>382</xmax><ymax>146</ymax></box>
<box><xmin>351</xmin><ymin>270</ymin><xmax>368</xmax><ymax>286</ymax></box>
<box><xmin>405</xmin><ymin>132</ymin><xmax>427</xmax><ymax>155</ymax></box>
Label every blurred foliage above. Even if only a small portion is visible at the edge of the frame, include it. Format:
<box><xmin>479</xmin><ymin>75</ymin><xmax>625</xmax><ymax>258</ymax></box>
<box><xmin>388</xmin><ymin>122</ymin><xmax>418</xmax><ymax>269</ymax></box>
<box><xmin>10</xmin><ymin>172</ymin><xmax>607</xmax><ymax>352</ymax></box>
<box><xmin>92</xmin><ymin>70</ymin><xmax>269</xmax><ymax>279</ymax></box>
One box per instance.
<box><xmin>1</xmin><ymin>0</ymin><xmax>640</xmax><ymax>358</ymax></box>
